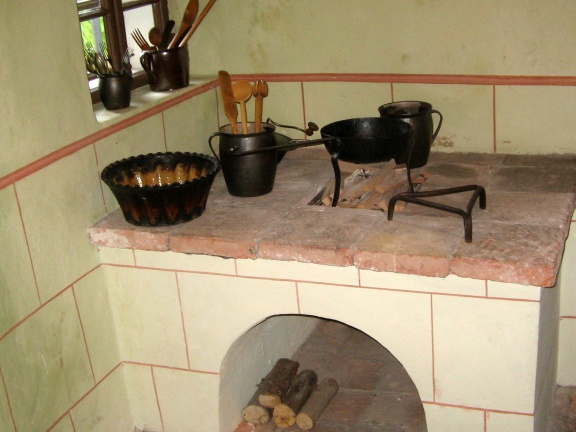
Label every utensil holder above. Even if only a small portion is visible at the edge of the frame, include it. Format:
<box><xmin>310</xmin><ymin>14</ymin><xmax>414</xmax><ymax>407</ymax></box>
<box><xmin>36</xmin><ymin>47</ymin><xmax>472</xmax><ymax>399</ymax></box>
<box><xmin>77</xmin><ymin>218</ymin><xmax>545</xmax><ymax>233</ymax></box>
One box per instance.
<box><xmin>140</xmin><ymin>46</ymin><xmax>189</xmax><ymax>92</ymax></box>
<box><xmin>209</xmin><ymin>123</ymin><xmax>278</xmax><ymax>197</ymax></box>
<box><xmin>99</xmin><ymin>73</ymin><xmax>132</xmax><ymax>110</ymax></box>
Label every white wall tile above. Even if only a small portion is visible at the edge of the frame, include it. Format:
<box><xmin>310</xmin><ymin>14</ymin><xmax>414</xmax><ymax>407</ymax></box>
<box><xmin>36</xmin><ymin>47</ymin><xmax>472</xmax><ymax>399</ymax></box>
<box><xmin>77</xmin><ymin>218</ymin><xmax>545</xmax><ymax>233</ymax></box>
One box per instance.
<box><xmin>0</xmin><ymin>379</ymin><xmax>15</xmax><ymax>432</ymax></box>
<box><xmin>361</xmin><ymin>271</ymin><xmax>486</xmax><ymax>296</ymax></box>
<box><xmin>0</xmin><ymin>291</ymin><xmax>94</xmax><ymax>431</ymax></box>
<box><xmin>104</xmin><ymin>266</ymin><xmax>188</xmax><ymax>368</ymax></box>
<box><xmin>0</xmin><ymin>186</ymin><xmax>39</xmax><ymax>336</ymax></box>
<box><xmin>303</xmin><ymin>82</ymin><xmax>391</xmax><ymax>129</ymax></box>
<box><xmin>98</xmin><ymin>246</ymin><xmax>135</xmax><ymax>266</ymax></box>
<box><xmin>15</xmin><ymin>147</ymin><xmax>104</xmax><ymax>301</ymax></box>
<box><xmin>154</xmin><ymin>367</ymin><xmax>219</xmax><ymax>432</ymax></box>
<box><xmin>178</xmin><ymin>273</ymin><xmax>299</xmax><ymax>372</ymax></box>
<box><xmin>237</xmin><ymin>258</ymin><xmax>359</xmax><ymax>286</ymax></box>
<box><xmin>298</xmin><ymin>283</ymin><xmax>434</xmax><ymax>402</ymax></box>
<box><xmin>164</xmin><ymin>89</ymin><xmax>219</xmax><ymax>154</ymax></box>
<box><xmin>122</xmin><ymin>363</ymin><xmax>163</xmax><ymax>431</ymax></box>
<box><xmin>135</xmin><ymin>249</ymin><xmax>236</xmax><ymax>275</ymax></box>
<box><xmin>423</xmin><ymin>403</ymin><xmax>484</xmax><ymax>432</ymax></box>
<box><xmin>486</xmin><ymin>411</ymin><xmax>534</xmax><ymax>432</ymax></box>
<box><xmin>393</xmin><ymin>83</ymin><xmax>494</xmax><ymax>154</ymax></box>
<box><xmin>47</xmin><ymin>415</ymin><xmax>75</xmax><ymax>432</ymax></box>
<box><xmin>487</xmin><ymin>281</ymin><xmax>542</xmax><ymax>301</ymax></box>
<box><xmin>496</xmin><ymin>86</ymin><xmax>576</xmax><ymax>154</ymax></box>
<box><xmin>74</xmin><ymin>267</ymin><xmax>121</xmax><ymax>382</ymax></box>
<box><xmin>70</xmin><ymin>366</ymin><xmax>133</xmax><ymax>431</ymax></box>
<box><xmin>433</xmin><ymin>295</ymin><xmax>540</xmax><ymax>412</ymax></box>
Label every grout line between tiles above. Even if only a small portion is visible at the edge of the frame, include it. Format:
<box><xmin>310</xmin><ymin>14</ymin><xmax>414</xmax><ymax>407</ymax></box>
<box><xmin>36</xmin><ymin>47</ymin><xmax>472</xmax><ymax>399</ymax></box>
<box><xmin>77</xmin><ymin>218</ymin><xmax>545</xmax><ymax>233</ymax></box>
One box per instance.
<box><xmin>71</xmin><ymin>285</ymin><xmax>97</xmax><ymax>384</ymax></box>
<box><xmin>175</xmin><ymin>272</ymin><xmax>192</xmax><ymax>370</ymax></box>
<box><xmin>13</xmin><ymin>183</ymin><xmax>42</xmax><ymax>305</ymax></box>
<box><xmin>150</xmin><ymin>366</ymin><xmax>166</xmax><ymax>432</ymax></box>
<box><xmin>0</xmin><ymin>366</ymin><xmax>17</xmax><ymax>431</ymax></box>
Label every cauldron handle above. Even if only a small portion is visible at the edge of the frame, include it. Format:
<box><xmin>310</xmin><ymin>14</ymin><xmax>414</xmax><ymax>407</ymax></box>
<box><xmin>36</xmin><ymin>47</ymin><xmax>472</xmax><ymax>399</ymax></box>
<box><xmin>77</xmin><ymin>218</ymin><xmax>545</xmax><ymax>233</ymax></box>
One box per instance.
<box><xmin>431</xmin><ymin>109</ymin><xmax>443</xmax><ymax>142</ymax></box>
<box><xmin>266</xmin><ymin>118</ymin><xmax>319</xmax><ymax>136</ymax></box>
<box><xmin>208</xmin><ymin>132</ymin><xmax>222</xmax><ymax>163</ymax></box>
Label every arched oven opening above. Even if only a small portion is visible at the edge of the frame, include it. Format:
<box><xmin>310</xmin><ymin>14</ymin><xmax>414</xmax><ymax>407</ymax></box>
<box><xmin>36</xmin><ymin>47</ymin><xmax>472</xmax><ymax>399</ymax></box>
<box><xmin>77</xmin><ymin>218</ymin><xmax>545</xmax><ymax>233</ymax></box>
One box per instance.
<box><xmin>220</xmin><ymin>314</ymin><xmax>427</xmax><ymax>431</ymax></box>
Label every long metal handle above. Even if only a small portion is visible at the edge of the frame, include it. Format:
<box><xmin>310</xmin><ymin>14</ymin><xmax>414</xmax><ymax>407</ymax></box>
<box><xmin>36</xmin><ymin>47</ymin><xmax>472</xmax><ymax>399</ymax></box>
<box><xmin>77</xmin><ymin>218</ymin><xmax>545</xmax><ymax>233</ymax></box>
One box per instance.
<box><xmin>231</xmin><ymin>136</ymin><xmax>337</xmax><ymax>157</ymax></box>
<box><xmin>266</xmin><ymin>118</ymin><xmax>319</xmax><ymax>136</ymax></box>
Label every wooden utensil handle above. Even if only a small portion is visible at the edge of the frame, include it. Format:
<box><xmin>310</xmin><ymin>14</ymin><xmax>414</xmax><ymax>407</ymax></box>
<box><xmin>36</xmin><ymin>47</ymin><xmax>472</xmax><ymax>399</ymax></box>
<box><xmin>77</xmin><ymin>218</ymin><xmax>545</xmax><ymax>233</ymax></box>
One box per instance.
<box><xmin>178</xmin><ymin>0</ymin><xmax>218</xmax><ymax>47</ymax></box>
<box><xmin>255</xmin><ymin>97</ymin><xmax>263</xmax><ymax>132</ymax></box>
<box><xmin>240</xmin><ymin>102</ymin><xmax>248</xmax><ymax>134</ymax></box>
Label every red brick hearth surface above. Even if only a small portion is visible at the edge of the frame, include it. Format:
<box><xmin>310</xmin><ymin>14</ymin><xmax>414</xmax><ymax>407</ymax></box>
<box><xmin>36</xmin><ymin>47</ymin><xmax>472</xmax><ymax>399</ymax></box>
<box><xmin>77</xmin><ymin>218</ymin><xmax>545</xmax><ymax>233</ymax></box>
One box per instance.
<box><xmin>91</xmin><ymin>150</ymin><xmax>576</xmax><ymax>288</ymax></box>
<box><xmin>234</xmin><ymin>320</ymin><xmax>576</xmax><ymax>432</ymax></box>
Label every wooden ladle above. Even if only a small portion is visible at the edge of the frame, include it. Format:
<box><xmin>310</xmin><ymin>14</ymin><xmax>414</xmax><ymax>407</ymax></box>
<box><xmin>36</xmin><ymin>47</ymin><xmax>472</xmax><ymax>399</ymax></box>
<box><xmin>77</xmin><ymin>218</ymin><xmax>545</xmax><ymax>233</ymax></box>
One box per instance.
<box><xmin>253</xmin><ymin>80</ymin><xmax>269</xmax><ymax>133</ymax></box>
<box><xmin>232</xmin><ymin>81</ymin><xmax>253</xmax><ymax>134</ymax></box>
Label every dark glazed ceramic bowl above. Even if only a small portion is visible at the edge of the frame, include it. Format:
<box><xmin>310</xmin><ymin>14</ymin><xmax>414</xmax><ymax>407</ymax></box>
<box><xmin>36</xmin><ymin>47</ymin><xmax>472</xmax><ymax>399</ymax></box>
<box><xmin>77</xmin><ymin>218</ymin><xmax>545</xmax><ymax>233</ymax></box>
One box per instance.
<box><xmin>101</xmin><ymin>152</ymin><xmax>220</xmax><ymax>226</ymax></box>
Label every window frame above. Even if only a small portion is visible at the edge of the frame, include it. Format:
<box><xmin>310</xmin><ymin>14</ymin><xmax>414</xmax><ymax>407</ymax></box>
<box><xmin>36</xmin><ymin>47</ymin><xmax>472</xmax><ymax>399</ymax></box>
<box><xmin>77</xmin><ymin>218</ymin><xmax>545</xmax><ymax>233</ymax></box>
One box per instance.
<box><xmin>77</xmin><ymin>0</ymin><xmax>169</xmax><ymax>104</ymax></box>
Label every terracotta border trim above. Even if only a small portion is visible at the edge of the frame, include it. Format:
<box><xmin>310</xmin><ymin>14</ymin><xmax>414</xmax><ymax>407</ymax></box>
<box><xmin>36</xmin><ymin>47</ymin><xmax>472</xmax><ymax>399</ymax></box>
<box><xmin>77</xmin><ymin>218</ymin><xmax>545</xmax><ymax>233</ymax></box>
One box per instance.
<box><xmin>3</xmin><ymin>73</ymin><xmax>576</xmax><ymax>190</ymax></box>
<box><xmin>232</xmin><ymin>73</ymin><xmax>576</xmax><ymax>86</ymax></box>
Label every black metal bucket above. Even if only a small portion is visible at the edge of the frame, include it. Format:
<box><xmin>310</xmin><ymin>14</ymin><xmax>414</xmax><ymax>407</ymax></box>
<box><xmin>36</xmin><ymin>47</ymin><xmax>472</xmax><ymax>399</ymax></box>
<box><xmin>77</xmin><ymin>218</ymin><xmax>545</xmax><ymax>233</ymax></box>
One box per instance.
<box><xmin>209</xmin><ymin>123</ymin><xmax>278</xmax><ymax>197</ymax></box>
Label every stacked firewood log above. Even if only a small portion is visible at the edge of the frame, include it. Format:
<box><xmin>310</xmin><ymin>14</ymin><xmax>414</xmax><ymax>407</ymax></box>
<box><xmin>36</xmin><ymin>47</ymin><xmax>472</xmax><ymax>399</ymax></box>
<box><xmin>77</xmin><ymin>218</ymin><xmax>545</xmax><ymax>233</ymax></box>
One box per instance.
<box><xmin>242</xmin><ymin>358</ymin><xmax>339</xmax><ymax>430</ymax></box>
<box><xmin>318</xmin><ymin>160</ymin><xmax>429</xmax><ymax>211</ymax></box>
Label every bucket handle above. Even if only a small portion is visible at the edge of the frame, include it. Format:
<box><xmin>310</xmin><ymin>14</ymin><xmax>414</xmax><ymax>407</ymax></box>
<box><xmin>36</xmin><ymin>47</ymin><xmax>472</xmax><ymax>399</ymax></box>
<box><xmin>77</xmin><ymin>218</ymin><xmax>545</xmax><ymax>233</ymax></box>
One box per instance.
<box><xmin>431</xmin><ymin>109</ymin><xmax>443</xmax><ymax>142</ymax></box>
<box><xmin>208</xmin><ymin>132</ymin><xmax>222</xmax><ymax>163</ymax></box>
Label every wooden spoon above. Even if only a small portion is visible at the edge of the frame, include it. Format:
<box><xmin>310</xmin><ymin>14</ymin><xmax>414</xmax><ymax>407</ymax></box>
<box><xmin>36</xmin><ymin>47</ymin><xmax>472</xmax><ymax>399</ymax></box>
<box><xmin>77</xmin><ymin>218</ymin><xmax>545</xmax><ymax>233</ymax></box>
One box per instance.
<box><xmin>253</xmin><ymin>80</ymin><xmax>269</xmax><ymax>133</ymax></box>
<box><xmin>218</xmin><ymin>71</ymin><xmax>238</xmax><ymax>134</ymax></box>
<box><xmin>148</xmin><ymin>27</ymin><xmax>162</xmax><ymax>50</ymax></box>
<box><xmin>232</xmin><ymin>81</ymin><xmax>253</xmax><ymax>134</ymax></box>
<box><xmin>168</xmin><ymin>0</ymin><xmax>199</xmax><ymax>49</ymax></box>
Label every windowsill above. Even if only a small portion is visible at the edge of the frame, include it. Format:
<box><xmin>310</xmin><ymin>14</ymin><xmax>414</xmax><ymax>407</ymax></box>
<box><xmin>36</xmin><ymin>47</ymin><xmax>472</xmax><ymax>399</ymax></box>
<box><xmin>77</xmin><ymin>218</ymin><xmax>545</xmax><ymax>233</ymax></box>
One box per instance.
<box><xmin>93</xmin><ymin>75</ymin><xmax>216</xmax><ymax>125</ymax></box>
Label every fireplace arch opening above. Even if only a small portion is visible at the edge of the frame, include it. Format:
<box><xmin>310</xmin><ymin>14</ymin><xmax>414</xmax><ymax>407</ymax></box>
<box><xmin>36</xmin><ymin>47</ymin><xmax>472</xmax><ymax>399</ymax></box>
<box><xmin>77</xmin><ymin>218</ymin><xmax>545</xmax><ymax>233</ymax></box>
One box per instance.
<box><xmin>219</xmin><ymin>314</ymin><xmax>427</xmax><ymax>431</ymax></box>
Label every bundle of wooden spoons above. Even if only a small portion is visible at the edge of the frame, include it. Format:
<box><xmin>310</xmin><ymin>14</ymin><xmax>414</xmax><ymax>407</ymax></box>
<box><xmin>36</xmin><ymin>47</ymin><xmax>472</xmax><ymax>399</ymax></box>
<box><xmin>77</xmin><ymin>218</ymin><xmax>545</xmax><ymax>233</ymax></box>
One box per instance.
<box><xmin>218</xmin><ymin>72</ymin><xmax>269</xmax><ymax>134</ymax></box>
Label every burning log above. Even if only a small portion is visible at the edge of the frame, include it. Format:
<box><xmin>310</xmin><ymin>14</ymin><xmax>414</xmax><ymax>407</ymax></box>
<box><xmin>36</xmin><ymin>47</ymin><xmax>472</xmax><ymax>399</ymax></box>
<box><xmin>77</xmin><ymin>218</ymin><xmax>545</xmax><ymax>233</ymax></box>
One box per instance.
<box><xmin>295</xmin><ymin>378</ymin><xmax>339</xmax><ymax>430</ymax></box>
<box><xmin>258</xmin><ymin>358</ymin><xmax>300</xmax><ymax>409</ymax></box>
<box><xmin>273</xmin><ymin>370</ymin><xmax>318</xmax><ymax>429</ymax></box>
<box><xmin>242</xmin><ymin>385</ymin><xmax>271</xmax><ymax>425</ymax></box>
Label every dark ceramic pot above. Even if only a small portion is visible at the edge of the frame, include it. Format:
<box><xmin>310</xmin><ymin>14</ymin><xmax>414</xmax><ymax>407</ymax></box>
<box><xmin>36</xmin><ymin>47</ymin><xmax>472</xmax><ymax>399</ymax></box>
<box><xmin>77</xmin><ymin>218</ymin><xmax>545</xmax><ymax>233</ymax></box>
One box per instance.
<box><xmin>378</xmin><ymin>101</ymin><xmax>443</xmax><ymax>168</ymax></box>
<box><xmin>140</xmin><ymin>46</ymin><xmax>189</xmax><ymax>92</ymax></box>
<box><xmin>100</xmin><ymin>152</ymin><xmax>219</xmax><ymax>226</ymax></box>
<box><xmin>99</xmin><ymin>73</ymin><xmax>132</xmax><ymax>110</ymax></box>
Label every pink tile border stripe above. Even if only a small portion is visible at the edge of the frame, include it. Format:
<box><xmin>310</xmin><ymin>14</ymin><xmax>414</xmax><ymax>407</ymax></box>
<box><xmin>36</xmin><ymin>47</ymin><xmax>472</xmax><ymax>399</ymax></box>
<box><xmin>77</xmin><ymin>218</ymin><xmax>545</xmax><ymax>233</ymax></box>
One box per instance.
<box><xmin>2</xmin><ymin>73</ymin><xmax>575</xmax><ymax>191</ymax></box>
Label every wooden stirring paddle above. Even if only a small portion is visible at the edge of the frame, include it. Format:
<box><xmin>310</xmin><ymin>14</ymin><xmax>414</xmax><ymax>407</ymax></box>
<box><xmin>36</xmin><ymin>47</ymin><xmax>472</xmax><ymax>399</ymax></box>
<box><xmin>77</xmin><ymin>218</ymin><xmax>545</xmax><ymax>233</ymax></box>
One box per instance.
<box><xmin>168</xmin><ymin>0</ymin><xmax>199</xmax><ymax>49</ymax></box>
<box><xmin>178</xmin><ymin>0</ymin><xmax>218</xmax><ymax>47</ymax></box>
<box><xmin>253</xmin><ymin>80</ymin><xmax>269</xmax><ymax>133</ymax></box>
<box><xmin>218</xmin><ymin>71</ymin><xmax>238</xmax><ymax>134</ymax></box>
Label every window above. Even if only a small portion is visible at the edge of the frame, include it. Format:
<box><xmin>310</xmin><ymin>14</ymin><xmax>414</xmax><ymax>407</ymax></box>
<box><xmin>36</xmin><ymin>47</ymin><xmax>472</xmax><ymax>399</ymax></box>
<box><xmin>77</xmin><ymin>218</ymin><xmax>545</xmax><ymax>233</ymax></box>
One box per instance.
<box><xmin>77</xmin><ymin>0</ymin><xmax>169</xmax><ymax>102</ymax></box>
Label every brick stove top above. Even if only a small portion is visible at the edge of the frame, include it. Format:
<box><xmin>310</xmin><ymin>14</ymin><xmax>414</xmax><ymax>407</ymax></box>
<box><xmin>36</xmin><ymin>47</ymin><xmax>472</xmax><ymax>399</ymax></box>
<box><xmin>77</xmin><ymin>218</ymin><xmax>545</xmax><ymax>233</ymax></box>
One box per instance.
<box><xmin>91</xmin><ymin>149</ymin><xmax>576</xmax><ymax>287</ymax></box>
